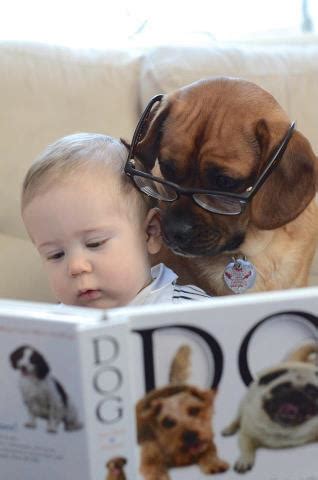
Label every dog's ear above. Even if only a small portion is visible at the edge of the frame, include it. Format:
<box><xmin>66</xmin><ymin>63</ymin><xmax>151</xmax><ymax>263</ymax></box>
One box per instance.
<box><xmin>251</xmin><ymin>120</ymin><xmax>317</xmax><ymax>229</ymax></box>
<box><xmin>136</xmin><ymin>397</ymin><xmax>162</xmax><ymax>442</ymax></box>
<box><xmin>32</xmin><ymin>350</ymin><xmax>50</xmax><ymax>379</ymax></box>
<box><xmin>134</xmin><ymin>98</ymin><xmax>170</xmax><ymax>170</ymax></box>
<box><xmin>285</xmin><ymin>342</ymin><xmax>318</xmax><ymax>364</ymax></box>
<box><xmin>202</xmin><ymin>388</ymin><xmax>215</xmax><ymax>406</ymax></box>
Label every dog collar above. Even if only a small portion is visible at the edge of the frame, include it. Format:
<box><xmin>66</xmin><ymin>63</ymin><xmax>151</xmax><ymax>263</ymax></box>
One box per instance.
<box><xmin>223</xmin><ymin>255</ymin><xmax>256</xmax><ymax>294</ymax></box>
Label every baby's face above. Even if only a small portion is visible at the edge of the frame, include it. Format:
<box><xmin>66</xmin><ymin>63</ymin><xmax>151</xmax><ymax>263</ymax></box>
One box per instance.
<box><xmin>22</xmin><ymin>170</ymin><xmax>158</xmax><ymax>308</ymax></box>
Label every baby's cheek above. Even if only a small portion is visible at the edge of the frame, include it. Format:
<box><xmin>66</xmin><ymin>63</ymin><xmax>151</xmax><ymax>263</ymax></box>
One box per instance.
<box><xmin>47</xmin><ymin>269</ymin><xmax>67</xmax><ymax>300</ymax></box>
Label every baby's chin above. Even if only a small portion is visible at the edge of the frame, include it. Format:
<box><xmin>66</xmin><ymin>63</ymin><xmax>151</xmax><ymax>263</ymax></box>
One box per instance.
<box><xmin>74</xmin><ymin>298</ymin><xmax>122</xmax><ymax>310</ymax></box>
<box><xmin>71</xmin><ymin>293</ymin><xmax>132</xmax><ymax>310</ymax></box>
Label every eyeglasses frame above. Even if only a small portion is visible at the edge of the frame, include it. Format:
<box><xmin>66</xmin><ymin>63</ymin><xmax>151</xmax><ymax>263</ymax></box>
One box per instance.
<box><xmin>124</xmin><ymin>94</ymin><xmax>296</xmax><ymax>216</ymax></box>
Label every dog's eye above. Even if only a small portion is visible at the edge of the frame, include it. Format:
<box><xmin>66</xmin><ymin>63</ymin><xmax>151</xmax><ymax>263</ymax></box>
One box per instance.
<box><xmin>188</xmin><ymin>407</ymin><xmax>201</xmax><ymax>417</ymax></box>
<box><xmin>205</xmin><ymin>167</ymin><xmax>244</xmax><ymax>191</ymax></box>
<box><xmin>215</xmin><ymin>175</ymin><xmax>237</xmax><ymax>190</ymax></box>
<box><xmin>161</xmin><ymin>416</ymin><xmax>176</xmax><ymax>429</ymax></box>
<box><xmin>159</xmin><ymin>160</ymin><xmax>177</xmax><ymax>181</ymax></box>
<box><xmin>304</xmin><ymin>383</ymin><xmax>318</xmax><ymax>398</ymax></box>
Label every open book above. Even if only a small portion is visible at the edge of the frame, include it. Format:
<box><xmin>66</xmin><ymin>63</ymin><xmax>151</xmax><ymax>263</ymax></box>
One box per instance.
<box><xmin>0</xmin><ymin>288</ymin><xmax>317</xmax><ymax>480</ymax></box>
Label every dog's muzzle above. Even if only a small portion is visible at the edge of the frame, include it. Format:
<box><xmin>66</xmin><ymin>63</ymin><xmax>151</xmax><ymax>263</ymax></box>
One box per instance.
<box><xmin>181</xmin><ymin>430</ymin><xmax>207</xmax><ymax>455</ymax></box>
<box><xmin>161</xmin><ymin>208</ymin><xmax>245</xmax><ymax>257</ymax></box>
<box><xmin>263</xmin><ymin>382</ymin><xmax>318</xmax><ymax>427</ymax></box>
<box><xmin>20</xmin><ymin>366</ymin><xmax>29</xmax><ymax>375</ymax></box>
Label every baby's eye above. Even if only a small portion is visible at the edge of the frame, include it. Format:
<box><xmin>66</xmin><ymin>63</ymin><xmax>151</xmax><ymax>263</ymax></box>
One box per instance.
<box><xmin>86</xmin><ymin>239</ymin><xmax>106</xmax><ymax>249</ymax></box>
<box><xmin>47</xmin><ymin>251</ymin><xmax>64</xmax><ymax>261</ymax></box>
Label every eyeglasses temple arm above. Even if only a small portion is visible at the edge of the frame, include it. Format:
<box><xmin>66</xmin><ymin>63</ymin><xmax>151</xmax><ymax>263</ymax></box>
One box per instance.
<box><xmin>246</xmin><ymin>121</ymin><xmax>296</xmax><ymax>199</ymax></box>
<box><xmin>127</xmin><ymin>94</ymin><xmax>164</xmax><ymax>162</ymax></box>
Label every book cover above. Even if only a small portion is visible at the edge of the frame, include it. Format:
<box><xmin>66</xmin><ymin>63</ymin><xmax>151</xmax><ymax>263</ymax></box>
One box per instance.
<box><xmin>1</xmin><ymin>287</ymin><xmax>318</xmax><ymax>480</ymax></box>
<box><xmin>108</xmin><ymin>287</ymin><xmax>318</xmax><ymax>480</ymax></box>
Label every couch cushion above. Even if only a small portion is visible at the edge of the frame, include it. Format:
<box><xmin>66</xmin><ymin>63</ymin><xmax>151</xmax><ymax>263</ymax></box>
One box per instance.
<box><xmin>0</xmin><ymin>233</ymin><xmax>54</xmax><ymax>302</ymax></box>
<box><xmin>140</xmin><ymin>43</ymin><xmax>318</xmax><ymax>153</ymax></box>
<box><xmin>0</xmin><ymin>41</ymin><xmax>142</xmax><ymax>240</ymax></box>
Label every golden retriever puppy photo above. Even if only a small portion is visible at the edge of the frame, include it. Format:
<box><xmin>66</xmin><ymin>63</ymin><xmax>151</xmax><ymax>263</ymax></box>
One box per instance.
<box><xmin>222</xmin><ymin>342</ymin><xmax>318</xmax><ymax>473</ymax></box>
<box><xmin>125</xmin><ymin>77</ymin><xmax>318</xmax><ymax>296</ymax></box>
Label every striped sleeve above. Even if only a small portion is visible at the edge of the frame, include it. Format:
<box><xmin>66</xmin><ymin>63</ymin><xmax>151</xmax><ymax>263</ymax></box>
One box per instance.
<box><xmin>172</xmin><ymin>283</ymin><xmax>212</xmax><ymax>303</ymax></box>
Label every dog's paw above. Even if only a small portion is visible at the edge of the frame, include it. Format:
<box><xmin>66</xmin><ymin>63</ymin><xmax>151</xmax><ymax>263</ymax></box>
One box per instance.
<box><xmin>201</xmin><ymin>458</ymin><xmax>229</xmax><ymax>474</ymax></box>
<box><xmin>234</xmin><ymin>457</ymin><xmax>254</xmax><ymax>473</ymax></box>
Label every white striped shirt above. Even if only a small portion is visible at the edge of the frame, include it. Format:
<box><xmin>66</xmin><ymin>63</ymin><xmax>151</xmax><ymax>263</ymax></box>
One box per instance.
<box><xmin>129</xmin><ymin>263</ymin><xmax>211</xmax><ymax>306</ymax></box>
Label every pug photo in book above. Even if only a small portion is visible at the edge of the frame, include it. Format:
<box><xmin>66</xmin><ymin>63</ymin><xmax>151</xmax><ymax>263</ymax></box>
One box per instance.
<box><xmin>136</xmin><ymin>345</ymin><xmax>229</xmax><ymax>479</ymax></box>
<box><xmin>10</xmin><ymin>345</ymin><xmax>83</xmax><ymax>433</ymax></box>
<box><xmin>222</xmin><ymin>342</ymin><xmax>318</xmax><ymax>473</ymax></box>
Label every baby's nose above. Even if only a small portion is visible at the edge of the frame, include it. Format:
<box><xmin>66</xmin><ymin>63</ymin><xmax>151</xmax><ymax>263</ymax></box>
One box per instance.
<box><xmin>68</xmin><ymin>253</ymin><xmax>92</xmax><ymax>276</ymax></box>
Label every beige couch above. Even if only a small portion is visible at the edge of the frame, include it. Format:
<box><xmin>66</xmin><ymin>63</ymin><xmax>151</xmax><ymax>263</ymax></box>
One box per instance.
<box><xmin>1</xmin><ymin>40</ymin><xmax>318</xmax><ymax>302</ymax></box>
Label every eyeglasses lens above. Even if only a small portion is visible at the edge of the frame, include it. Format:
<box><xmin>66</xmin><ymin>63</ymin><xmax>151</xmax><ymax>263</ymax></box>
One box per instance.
<box><xmin>132</xmin><ymin>160</ymin><xmax>177</xmax><ymax>201</ymax></box>
<box><xmin>193</xmin><ymin>193</ymin><xmax>242</xmax><ymax>215</ymax></box>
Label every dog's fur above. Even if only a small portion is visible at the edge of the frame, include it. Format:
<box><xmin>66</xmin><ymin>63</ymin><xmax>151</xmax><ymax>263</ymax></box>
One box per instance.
<box><xmin>136</xmin><ymin>345</ymin><xmax>228</xmax><ymax>479</ymax></box>
<box><xmin>222</xmin><ymin>342</ymin><xmax>318</xmax><ymax>473</ymax></box>
<box><xmin>133</xmin><ymin>77</ymin><xmax>318</xmax><ymax>295</ymax></box>
<box><xmin>105</xmin><ymin>457</ymin><xmax>127</xmax><ymax>480</ymax></box>
<box><xmin>10</xmin><ymin>345</ymin><xmax>82</xmax><ymax>433</ymax></box>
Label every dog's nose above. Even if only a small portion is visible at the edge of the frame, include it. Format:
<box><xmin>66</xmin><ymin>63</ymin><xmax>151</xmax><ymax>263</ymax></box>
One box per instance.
<box><xmin>166</xmin><ymin>222</ymin><xmax>193</xmax><ymax>244</ymax></box>
<box><xmin>182</xmin><ymin>430</ymin><xmax>199</xmax><ymax>446</ymax></box>
<box><xmin>162</xmin><ymin>211</ymin><xmax>195</xmax><ymax>248</ymax></box>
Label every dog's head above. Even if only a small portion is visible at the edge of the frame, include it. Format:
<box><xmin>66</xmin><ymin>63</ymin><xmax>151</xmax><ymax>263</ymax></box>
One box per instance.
<box><xmin>132</xmin><ymin>77</ymin><xmax>317</xmax><ymax>257</ymax></box>
<box><xmin>10</xmin><ymin>345</ymin><xmax>50</xmax><ymax>379</ymax></box>
<box><xmin>136</xmin><ymin>385</ymin><xmax>214</xmax><ymax>464</ymax></box>
<box><xmin>257</xmin><ymin>362</ymin><xmax>318</xmax><ymax>427</ymax></box>
<box><xmin>106</xmin><ymin>456</ymin><xmax>127</xmax><ymax>474</ymax></box>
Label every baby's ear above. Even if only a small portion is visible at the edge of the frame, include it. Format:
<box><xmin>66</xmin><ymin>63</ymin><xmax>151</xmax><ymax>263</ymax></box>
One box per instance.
<box><xmin>145</xmin><ymin>208</ymin><xmax>162</xmax><ymax>255</ymax></box>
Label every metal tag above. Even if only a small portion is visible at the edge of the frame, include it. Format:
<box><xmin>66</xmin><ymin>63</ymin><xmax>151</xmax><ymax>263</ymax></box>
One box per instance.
<box><xmin>223</xmin><ymin>257</ymin><xmax>257</xmax><ymax>294</ymax></box>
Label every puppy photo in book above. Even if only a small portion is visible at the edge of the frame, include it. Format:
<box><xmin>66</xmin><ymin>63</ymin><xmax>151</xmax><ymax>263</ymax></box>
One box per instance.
<box><xmin>222</xmin><ymin>342</ymin><xmax>318</xmax><ymax>473</ymax></box>
<box><xmin>10</xmin><ymin>345</ymin><xmax>83</xmax><ymax>434</ymax></box>
<box><xmin>105</xmin><ymin>456</ymin><xmax>127</xmax><ymax>480</ymax></box>
<box><xmin>136</xmin><ymin>345</ymin><xmax>229</xmax><ymax>479</ymax></box>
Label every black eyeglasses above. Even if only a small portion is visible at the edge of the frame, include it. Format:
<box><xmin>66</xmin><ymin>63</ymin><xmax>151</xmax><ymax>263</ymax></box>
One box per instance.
<box><xmin>125</xmin><ymin>95</ymin><xmax>296</xmax><ymax>216</ymax></box>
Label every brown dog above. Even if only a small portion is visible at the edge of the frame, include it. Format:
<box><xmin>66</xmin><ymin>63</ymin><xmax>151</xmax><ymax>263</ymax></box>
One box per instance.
<box><xmin>105</xmin><ymin>457</ymin><xmax>127</xmax><ymax>480</ymax></box>
<box><xmin>136</xmin><ymin>345</ymin><xmax>228</xmax><ymax>479</ymax></box>
<box><xmin>137</xmin><ymin>385</ymin><xmax>228</xmax><ymax>479</ymax></box>
<box><xmin>130</xmin><ymin>77</ymin><xmax>318</xmax><ymax>295</ymax></box>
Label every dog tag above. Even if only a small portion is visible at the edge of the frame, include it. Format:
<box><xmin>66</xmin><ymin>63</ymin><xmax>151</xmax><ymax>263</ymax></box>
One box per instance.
<box><xmin>223</xmin><ymin>257</ymin><xmax>256</xmax><ymax>294</ymax></box>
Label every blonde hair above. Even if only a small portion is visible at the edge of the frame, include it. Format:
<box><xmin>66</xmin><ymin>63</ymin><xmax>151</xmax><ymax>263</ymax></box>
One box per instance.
<box><xmin>21</xmin><ymin>133</ymin><xmax>153</xmax><ymax>216</ymax></box>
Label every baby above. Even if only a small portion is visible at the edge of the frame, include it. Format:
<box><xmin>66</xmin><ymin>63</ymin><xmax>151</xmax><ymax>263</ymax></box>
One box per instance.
<box><xmin>21</xmin><ymin>133</ymin><xmax>210</xmax><ymax>309</ymax></box>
